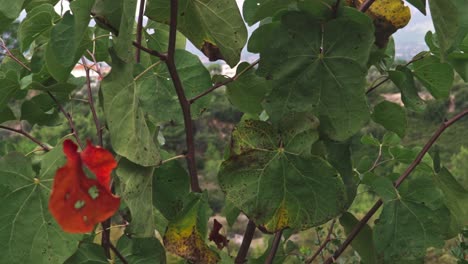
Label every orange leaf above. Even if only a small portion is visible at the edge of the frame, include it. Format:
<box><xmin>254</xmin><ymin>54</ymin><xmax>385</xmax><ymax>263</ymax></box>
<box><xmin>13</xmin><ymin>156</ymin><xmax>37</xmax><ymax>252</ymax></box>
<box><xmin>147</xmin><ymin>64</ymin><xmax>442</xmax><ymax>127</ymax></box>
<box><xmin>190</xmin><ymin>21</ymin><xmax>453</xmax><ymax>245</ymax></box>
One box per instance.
<box><xmin>48</xmin><ymin>140</ymin><xmax>120</xmax><ymax>233</ymax></box>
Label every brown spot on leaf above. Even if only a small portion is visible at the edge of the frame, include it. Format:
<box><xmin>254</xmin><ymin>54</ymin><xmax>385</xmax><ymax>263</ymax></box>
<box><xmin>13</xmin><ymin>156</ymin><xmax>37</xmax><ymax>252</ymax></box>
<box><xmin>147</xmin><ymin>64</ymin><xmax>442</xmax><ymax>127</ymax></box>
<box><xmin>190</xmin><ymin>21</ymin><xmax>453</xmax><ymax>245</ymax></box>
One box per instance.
<box><xmin>201</xmin><ymin>41</ymin><xmax>225</xmax><ymax>62</ymax></box>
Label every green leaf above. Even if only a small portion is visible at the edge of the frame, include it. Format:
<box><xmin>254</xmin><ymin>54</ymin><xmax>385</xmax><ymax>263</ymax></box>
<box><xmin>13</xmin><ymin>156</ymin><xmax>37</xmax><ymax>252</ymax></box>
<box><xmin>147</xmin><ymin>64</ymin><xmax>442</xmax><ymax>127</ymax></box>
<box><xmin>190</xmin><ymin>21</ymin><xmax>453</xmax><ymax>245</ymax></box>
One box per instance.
<box><xmin>145</xmin><ymin>21</ymin><xmax>186</xmax><ymax>53</ymax></box>
<box><xmin>116</xmin><ymin>236</ymin><xmax>166</xmax><ymax>264</ymax></box>
<box><xmin>19</xmin><ymin>4</ymin><xmax>58</xmax><ymax>51</ymax></box>
<box><xmin>0</xmin><ymin>106</ymin><xmax>15</xmax><ymax>124</ymax></box>
<box><xmin>139</xmin><ymin>50</ymin><xmax>212</xmax><ymax>124</ymax></box>
<box><xmin>116</xmin><ymin>158</ymin><xmax>158</xmax><ymax>237</ymax></box>
<box><xmin>145</xmin><ymin>0</ymin><xmax>247</xmax><ymax>67</ymax></box>
<box><xmin>371</xmin><ymin>100</ymin><xmax>407</xmax><ymax>138</ymax></box>
<box><xmin>163</xmin><ymin>193</ymin><xmax>219</xmax><ymax>264</ymax></box>
<box><xmin>101</xmin><ymin>51</ymin><xmax>161</xmax><ymax>166</ymax></box>
<box><xmin>412</xmin><ymin>55</ymin><xmax>454</xmax><ymax>99</ymax></box>
<box><xmin>242</xmin><ymin>0</ymin><xmax>293</xmax><ymax>25</ymax></box>
<box><xmin>448</xmin><ymin>52</ymin><xmax>468</xmax><ymax>82</ymax></box>
<box><xmin>429</xmin><ymin>0</ymin><xmax>468</xmax><ymax>57</ymax></box>
<box><xmin>405</xmin><ymin>0</ymin><xmax>427</xmax><ymax>14</ymax></box>
<box><xmin>217</xmin><ymin>62</ymin><xmax>269</xmax><ymax>115</ymax></box>
<box><xmin>153</xmin><ymin>155</ymin><xmax>190</xmax><ymax>221</ymax></box>
<box><xmin>219</xmin><ymin>120</ymin><xmax>346</xmax><ymax>232</ymax></box>
<box><xmin>371</xmin><ymin>177</ymin><xmax>450</xmax><ymax>262</ymax></box>
<box><xmin>0</xmin><ymin>71</ymin><xmax>21</xmax><ymax>108</ymax></box>
<box><xmin>388</xmin><ymin>66</ymin><xmax>425</xmax><ymax>112</ymax></box>
<box><xmin>0</xmin><ymin>147</ymin><xmax>81</xmax><ymax>264</ymax></box>
<box><xmin>113</xmin><ymin>0</ymin><xmax>136</xmax><ymax>62</ymax></box>
<box><xmin>63</xmin><ymin>243</ymin><xmax>108</xmax><ymax>264</ymax></box>
<box><xmin>256</xmin><ymin>9</ymin><xmax>374</xmax><ymax>140</ymax></box>
<box><xmin>0</xmin><ymin>0</ymin><xmax>25</xmax><ymax>33</ymax></box>
<box><xmin>433</xmin><ymin>168</ymin><xmax>468</xmax><ymax>234</ymax></box>
<box><xmin>361</xmin><ymin>134</ymin><xmax>381</xmax><ymax>147</ymax></box>
<box><xmin>325</xmin><ymin>140</ymin><xmax>358</xmax><ymax>208</ymax></box>
<box><xmin>92</xmin><ymin>0</ymin><xmax>122</xmax><ymax>33</ymax></box>
<box><xmin>46</xmin><ymin>0</ymin><xmax>94</xmax><ymax>82</ymax></box>
<box><xmin>93</xmin><ymin>27</ymin><xmax>110</xmax><ymax>62</ymax></box>
<box><xmin>21</xmin><ymin>93</ymin><xmax>59</xmax><ymax>126</ymax></box>
<box><xmin>23</xmin><ymin>0</ymin><xmax>60</xmax><ymax>11</ymax></box>
<box><xmin>340</xmin><ymin>212</ymin><xmax>378</xmax><ymax>264</ymax></box>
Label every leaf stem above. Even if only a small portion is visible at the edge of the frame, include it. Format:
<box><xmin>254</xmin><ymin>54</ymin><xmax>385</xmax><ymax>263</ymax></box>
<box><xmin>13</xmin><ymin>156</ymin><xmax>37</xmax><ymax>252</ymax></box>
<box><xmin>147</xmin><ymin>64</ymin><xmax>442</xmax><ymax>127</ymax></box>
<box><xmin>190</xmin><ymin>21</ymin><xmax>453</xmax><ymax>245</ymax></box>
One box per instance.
<box><xmin>135</xmin><ymin>0</ymin><xmax>146</xmax><ymax>63</ymax></box>
<box><xmin>264</xmin><ymin>229</ymin><xmax>283</xmax><ymax>264</ymax></box>
<box><xmin>160</xmin><ymin>154</ymin><xmax>186</xmax><ymax>165</ymax></box>
<box><xmin>189</xmin><ymin>59</ymin><xmax>260</xmax><ymax>104</ymax></box>
<box><xmin>166</xmin><ymin>0</ymin><xmax>202</xmax><ymax>193</ymax></box>
<box><xmin>235</xmin><ymin>220</ymin><xmax>257</xmax><ymax>264</ymax></box>
<box><xmin>324</xmin><ymin>108</ymin><xmax>468</xmax><ymax>264</ymax></box>
<box><xmin>81</xmin><ymin>58</ymin><xmax>103</xmax><ymax>146</ymax></box>
<box><xmin>47</xmin><ymin>91</ymin><xmax>84</xmax><ymax>149</ymax></box>
<box><xmin>358</xmin><ymin>0</ymin><xmax>376</xmax><ymax>12</ymax></box>
<box><xmin>305</xmin><ymin>219</ymin><xmax>336</xmax><ymax>264</ymax></box>
<box><xmin>0</xmin><ymin>125</ymin><xmax>50</xmax><ymax>151</ymax></box>
<box><xmin>133</xmin><ymin>61</ymin><xmax>162</xmax><ymax>81</ymax></box>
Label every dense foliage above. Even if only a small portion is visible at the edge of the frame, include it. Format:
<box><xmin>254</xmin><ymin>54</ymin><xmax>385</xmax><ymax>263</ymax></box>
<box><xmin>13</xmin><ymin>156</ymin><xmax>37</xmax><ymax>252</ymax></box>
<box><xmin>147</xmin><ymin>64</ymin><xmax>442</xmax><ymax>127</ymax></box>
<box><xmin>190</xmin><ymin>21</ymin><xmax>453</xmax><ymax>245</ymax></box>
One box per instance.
<box><xmin>0</xmin><ymin>0</ymin><xmax>467</xmax><ymax>263</ymax></box>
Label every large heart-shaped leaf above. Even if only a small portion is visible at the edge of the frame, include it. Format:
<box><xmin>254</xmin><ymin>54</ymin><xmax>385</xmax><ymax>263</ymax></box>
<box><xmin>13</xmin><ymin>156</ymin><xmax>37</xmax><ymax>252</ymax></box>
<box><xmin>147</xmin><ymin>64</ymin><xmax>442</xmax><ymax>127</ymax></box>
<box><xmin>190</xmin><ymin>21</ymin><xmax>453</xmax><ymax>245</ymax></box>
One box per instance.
<box><xmin>252</xmin><ymin>9</ymin><xmax>374</xmax><ymax>140</ymax></box>
<box><xmin>371</xmin><ymin>176</ymin><xmax>450</xmax><ymax>262</ymax></box>
<box><xmin>219</xmin><ymin>119</ymin><xmax>346</xmax><ymax>233</ymax></box>
<box><xmin>0</xmin><ymin>147</ymin><xmax>81</xmax><ymax>264</ymax></box>
<box><xmin>145</xmin><ymin>0</ymin><xmax>247</xmax><ymax>67</ymax></box>
<box><xmin>101</xmin><ymin>51</ymin><xmax>160</xmax><ymax>167</ymax></box>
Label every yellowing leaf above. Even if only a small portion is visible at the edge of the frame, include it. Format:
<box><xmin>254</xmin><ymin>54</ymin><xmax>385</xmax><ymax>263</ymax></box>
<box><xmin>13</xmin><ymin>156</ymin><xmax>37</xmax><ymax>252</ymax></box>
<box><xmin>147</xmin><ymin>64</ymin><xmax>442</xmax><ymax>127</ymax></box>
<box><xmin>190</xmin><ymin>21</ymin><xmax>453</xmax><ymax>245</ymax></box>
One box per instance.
<box><xmin>163</xmin><ymin>194</ymin><xmax>219</xmax><ymax>264</ymax></box>
<box><xmin>351</xmin><ymin>0</ymin><xmax>411</xmax><ymax>47</ymax></box>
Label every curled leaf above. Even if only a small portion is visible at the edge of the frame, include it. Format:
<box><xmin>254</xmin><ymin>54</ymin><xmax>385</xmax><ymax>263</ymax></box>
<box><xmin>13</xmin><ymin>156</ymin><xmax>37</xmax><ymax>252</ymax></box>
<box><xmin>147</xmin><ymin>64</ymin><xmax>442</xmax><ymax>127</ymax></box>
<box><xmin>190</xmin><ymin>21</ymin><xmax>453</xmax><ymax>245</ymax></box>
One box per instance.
<box><xmin>208</xmin><ymin>219</ymin><xmax>229</xmax><ymax>250</ymax></box>
<box><xmin>49</xmin><ymin>140</ymin><xmax>120</xmax><ymax>233</ymax></box>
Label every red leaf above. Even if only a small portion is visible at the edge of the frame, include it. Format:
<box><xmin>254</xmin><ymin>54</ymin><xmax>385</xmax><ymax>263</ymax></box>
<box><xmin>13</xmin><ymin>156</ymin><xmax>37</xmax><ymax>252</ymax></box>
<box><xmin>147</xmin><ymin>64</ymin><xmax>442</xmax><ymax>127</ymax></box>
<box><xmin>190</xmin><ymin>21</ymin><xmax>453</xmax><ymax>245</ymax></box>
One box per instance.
<box><xmin>209</xmin><ymin>219</ymin><xmax>229</xmax><ymax>250</ymax></box>
<box><xmin>48</xmin><ymin>140</ymin><xmax>120</xmax><ymax>233</ymax></box>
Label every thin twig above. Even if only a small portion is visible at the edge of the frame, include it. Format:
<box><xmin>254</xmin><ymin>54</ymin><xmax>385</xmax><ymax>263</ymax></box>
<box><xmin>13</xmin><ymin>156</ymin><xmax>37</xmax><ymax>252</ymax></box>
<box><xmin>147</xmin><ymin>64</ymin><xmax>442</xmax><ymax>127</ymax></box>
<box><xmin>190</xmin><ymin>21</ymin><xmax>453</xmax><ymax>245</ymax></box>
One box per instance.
<box><xmin>133</xmin><ymin>41</ymin><xmax>167</xmax><ymax>61</ymax></box>
<box><xmin>366</xmin><ymin>54</ymin><xmax>427</xmax><ymax>95</ymax></box>
<box><xmin>264</xmin><ymin>229</ymin><xmax>284</xmax><ymax>264</ymax></box>
<box><xmin>358</xmin><ymin>0</ymin><xmax>376</xmax><ymax>12</ymax></box>
<box><xmin>332</xmin><ymin>0</ymin><xmax>341</xmax><ymax>17</ymax></box>
<box><xmin>367</xmin><ymin>144</ymin><xmax>383</xmax><ymax>172</ymax></box>
<box><xmin>86</xmin><ymin>50</ymin><xmax>103</xmax><ymax>80</ymax></box>
<box><xmin>0</xmin><ymin>38</ymin><xmax>31</xmax><ymax>71</ymax></box>
<box><xmin>81</xmin><ymin>58</ymin><xmax>103</xmax><ymax>146</ymax></box>
<box><xmin>324</xmin><ymin>108</ymin><xmax>468</xmax><ymax>264</ymax></box>
<box><xmin>0</xmin><ymin>125</ymin><xmax>50</xmax><ymax>151</ymax></box>
<box><xmin>235</xmin><ymin>220</ymin><xmax>257</xmax><ymax>264</ymax></box>
<box><xmin>189</xmin><ymin>59</ymin><xmax>260</xmax><ymax>104</ymax></box>
<box><xmin>135</xmin><ymin>0</ymin><xmax>146</xmax><ymax>63</ymax></box>
<box><xmin>305</xmin><ymin>219</ymin><xmax>337</xmax><ymax>264</ymax></box>
<box><xmin>47</xmin><ymin>91</ymin><xmax>84</xmax><ymax>149</ymax></box>
<box><xmin>109</xmin><ymin>242</ymin><xmax>129</xmax><ymax>264</ymax></box>
<box><xmin>165</xmin><ymin>0</ymin><xmax>202</xmax><ymax>192</ymax></box>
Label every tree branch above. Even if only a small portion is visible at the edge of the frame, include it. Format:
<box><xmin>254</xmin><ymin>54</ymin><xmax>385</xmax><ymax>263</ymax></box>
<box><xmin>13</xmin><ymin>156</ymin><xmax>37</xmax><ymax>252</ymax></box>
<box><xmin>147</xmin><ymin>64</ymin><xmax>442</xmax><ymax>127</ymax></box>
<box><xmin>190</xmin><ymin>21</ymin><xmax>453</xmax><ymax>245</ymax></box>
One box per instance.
<box><xmin>135</xmin><ymin>0</ymin><xmax>146</xmax><ymax>63</ymax></box>
<box><xmin>47</xmin><ymin>92</ymin><xmax>84</xmax><ymax>149</ymax></box>
<box><xmin>81</xmin><ymin>58</ymin><xmax>103</xmax><ymax>146</ymax></box>
<box><xmin>264</xmin><ymin>229</ymin><xmax>283</xmax><ymax>264</ymax></box>
<box><xmin>0</xmin><ymin>125</ymin><xmax>50</xmax><ymax>151</ymax></box>
<box><xmin>0</xmin><ymin>38</ymin><xmax>31</xmax><ymax>71</ymax></box>
<box><xmin>166</xmin><ymin>0</ymin><xmax>202</xmax><ymax>193</ymax></box>
<box><xmin>132</xmin><ymin>41</ymin><xmax>167</xmax><ymax>61</ymax></box>
<box><xmin>109</xmin><ymin>242</ymin><xmax>129</xmax><ymax>264</ymax></box>
<box><xmin>101</xmin><ymin>219</ymin><xmax>111</xmax><ymax>259</ymax></box>
<box><xmin>189</xmin><ymin>59</ymin><xmax>260</xmax><ymax>104</ymax></box>
<box><xmin>324</xmin><ymin>108</ymin><xmax>468</xmax><ymax>264</ymax></box>
<box><xmin>235</xmin><ymin>220</ymin><xmax>257</xmax><ymax>264</ymax></box>
<box><xmin>305</xmin><ymin>219</ymin><xmax>336</xmax><ymax>264</ymax></box>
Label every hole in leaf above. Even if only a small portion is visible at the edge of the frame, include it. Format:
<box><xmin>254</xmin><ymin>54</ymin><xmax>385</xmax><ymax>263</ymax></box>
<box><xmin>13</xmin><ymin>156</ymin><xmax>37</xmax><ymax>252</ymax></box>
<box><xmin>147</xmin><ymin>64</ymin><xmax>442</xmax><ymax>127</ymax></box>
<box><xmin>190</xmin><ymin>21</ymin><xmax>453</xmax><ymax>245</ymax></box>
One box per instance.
<box><xmin>88</xmin><ymin>185</ymin><xmax>99</xmax><ymax>200</ymax></box>
<box><xmin>74</xmin><ymin>200</ymin><xmax>86</xmax><ymax>209</ymax></box>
